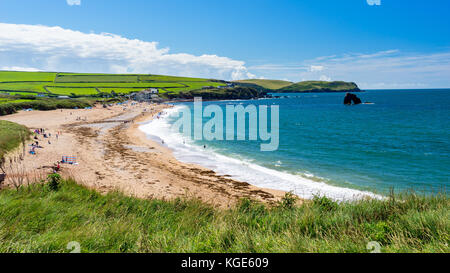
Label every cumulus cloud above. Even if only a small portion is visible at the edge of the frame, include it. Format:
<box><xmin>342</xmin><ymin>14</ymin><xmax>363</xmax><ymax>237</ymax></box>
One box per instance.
<box><xmin>0</xmin><ymin>66</ymin><xmax>41</xmax><ymax>72</ymax></box>
<box><xmin>0</xmin><ymin>23</ymin><xmax>254</xmax><ymax>80</ymax></box>
<box><xmin>248</xmin><ymin>49</ymin><xmax>450</xmax><ymax>89</ymax></box>
<box><xmin>367</xmin><ymin>0</ymin><xmax>381</xmax><ymax>6</ymax></box>
<box><xmin>300</xmin><ymin>50</ymin><xmax>450</xmax><ymax>89</ymax></box>
<box><xmin>319</xmin><ymin>75</ymin><xmax>331</xmax><ymax>81</ymax></box>
<box><xmin>67</xmin><ymin>0</ymin><xmax>81</xmax><ymax>6</ymax></box>
<box><xmin>309</xmin><ymin>65</ymin><xmax>324</xmax><ymax>72</ymax></box>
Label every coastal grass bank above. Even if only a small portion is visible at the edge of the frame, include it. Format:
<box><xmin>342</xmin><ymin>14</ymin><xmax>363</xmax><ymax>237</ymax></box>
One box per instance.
<box><xmin>0</xmin><ymin>178</ymin><xmax>448</xmax><ymax>253</ymax></box>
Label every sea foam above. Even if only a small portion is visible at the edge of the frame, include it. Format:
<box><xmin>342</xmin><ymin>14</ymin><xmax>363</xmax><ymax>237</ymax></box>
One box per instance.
<box><xmin>139</xmin><ymin>106</ymin><xmax>382</xmax><ymax>201</ymax></box>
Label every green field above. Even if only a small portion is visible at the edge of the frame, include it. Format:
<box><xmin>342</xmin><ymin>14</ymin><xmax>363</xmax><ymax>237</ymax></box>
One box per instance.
<box><xmin>97</xmin><ymin>87</ymin><xmax>155</xmax><ymax>94</ymax></box>
<box><xmin>0</xmin><ymin>71</ymin><xmax>57</xmax><ymax>82</ymax></box>
<box><xmin>139</xmin><ymin>75</ymin><xmax>212</xmax><ymax>82</ymax></box>
<box><xmin>48</xmin><ymin>82</ymin><xmax>185</xmax><ymax>88</ymax></box>
<box><xmin>0</xmin><ymin>92</ymin><xmax>40</xmax><ymax>96</ymax></box>
<box><xmin>0</xmin><ymin>71</ymin><xmax>227</xmax><ymax>97</ymax></box>
<box><xmin>46</xmin><ymin>87</ymin><xmax>99</xmax><ymax>96</ymax></box>
<box><xmin>0</xmin><ymin>97</ymin><xmax>34</xmax><ymax>105</ymax></box>
<box><xmin>54</xmin><ymin>74</ymin><xmax>139</xmax><ymax>83</ymax></box>
<box><xmin>0</xmin><ymin>82</ymin><xmax>49</xmax><ymax>93</ymax></box>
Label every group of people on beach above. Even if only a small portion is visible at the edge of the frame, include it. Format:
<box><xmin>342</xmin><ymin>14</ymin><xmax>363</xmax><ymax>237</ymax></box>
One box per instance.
<box><xmin>30</xmin><ymin>128</ymin><xmax>61</xmax><ymax>155</ymax></box>
<box><xmin>30</xmin><ymin>127</ymin><xmax>65</xmax><ymax>174</ymax></box>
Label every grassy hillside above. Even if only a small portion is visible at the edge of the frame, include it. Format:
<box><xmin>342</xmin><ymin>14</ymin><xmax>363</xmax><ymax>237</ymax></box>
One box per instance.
<box><xmin>1</xmin><ymin>71</ymin><xmax>361</xmax><ymax>97</ymax></box>
<box><xmin>0</xmin><ymin>179</ymin><xmax>448</xmax><ymax>253</ymax></box>
<box><xmin>234</xmin><ymin>79</ymin><xmax>361</xmax><ymax>93</ymax></box>
<box><xmin>164</xmin><ymin>86</ymin><xmax>263</xmax><ymax>100</ymax></box>
<box><xmin>277</xmin><ymin>81</ymin><xmax>361</xmax><ymax>93</ymax></box>
<box><xmin>0</xmin><ymin>71</ymin><xmax>264</xmax><ymax>115</ymax></box>
<box><xmin>234</xmin><ymin>79</ymin><xmax>293</xmax><ymax>90</ymax></box>
<box><xmin>0</xmin><ymin>120</ymin><xmax>30</xmax><ymax>158</ymax></box>
<box><xmin>0</xmin><ymin>71</ymin><xmax>227</xmax><ymax>97</ymax></box>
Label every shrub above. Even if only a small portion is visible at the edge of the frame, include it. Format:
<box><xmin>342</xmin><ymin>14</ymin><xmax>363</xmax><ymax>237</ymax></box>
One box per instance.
<box><xmin>279</xmin><ymin>191</ymin><xmax>298</xmax><ymax>210</ymax></box>
<box><xmin>47</xmin><ymin>173</ymin><xmax>61</xmax><ymax>191</ymax></box>
<box><xmin>313</xmin><ymin>195</ymin><xmax>338</xmax><ymax>212</ymax></box>
<box><xmin>364</xmin><ymin>221</ymin><xmax>392</xmax><ymax>243</ymax></box>
<box><xmin>0</xmin><ymin>98</ymin><xmax>94</xmax><ymax>116</ymax></box>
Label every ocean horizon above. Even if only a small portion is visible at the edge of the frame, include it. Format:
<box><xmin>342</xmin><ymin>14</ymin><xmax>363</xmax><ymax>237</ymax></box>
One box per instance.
<box><xmin>140</xmin><ymin>89</ymin><xmax>449</xmax><ymax>200</ymax></box>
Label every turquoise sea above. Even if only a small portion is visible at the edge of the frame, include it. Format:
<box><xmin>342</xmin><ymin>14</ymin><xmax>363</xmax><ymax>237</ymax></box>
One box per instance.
<box><xmin>140</xmin><ymin>89</ymin><xmax>449</xmax><ymax>200</ymax></box>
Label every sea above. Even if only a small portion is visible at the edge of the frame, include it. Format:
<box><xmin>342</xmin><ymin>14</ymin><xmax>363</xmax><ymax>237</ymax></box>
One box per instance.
<box><xmin>139</xmin><ymin>89</ymin><xmax>449</xmax><ymax>201</ymax></box>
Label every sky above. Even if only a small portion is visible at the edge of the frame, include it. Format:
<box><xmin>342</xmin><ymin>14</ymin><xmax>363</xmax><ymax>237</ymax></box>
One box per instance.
<box><xmin>0</xmin><ymin>0</ymin><xmax>449</xmax><ymax>89</ymax></box>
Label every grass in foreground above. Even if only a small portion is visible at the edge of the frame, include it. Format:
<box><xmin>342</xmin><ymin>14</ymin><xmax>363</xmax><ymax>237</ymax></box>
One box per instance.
<box><xmin>0</xmin><ymin>180</ymin><xmax>448</xmax><ymax>253</ymax></box>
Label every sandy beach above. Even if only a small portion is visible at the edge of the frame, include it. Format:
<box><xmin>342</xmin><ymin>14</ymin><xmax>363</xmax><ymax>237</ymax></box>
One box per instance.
<box><xmin>0</xmin><ymin>103</ymin><xmax>286</xmax><ymax>208</ymax></box>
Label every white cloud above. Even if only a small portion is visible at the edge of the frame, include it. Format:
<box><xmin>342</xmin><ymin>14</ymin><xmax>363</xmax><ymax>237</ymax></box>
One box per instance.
<box><xmin>367</xmin><ymin>0</ymin><xmax>381</xmax><ymax>6</ymax></box>
<box><xmin>309</xmin><ymin>65</ymin><xmax>324</xmax><ymax>72</ymax></box>
<box><xmin>67</xmin><ymin>0</ymin><xmax>81</xmax><ymax>6</ymax></box>
<box><xmin>0</xmin><ymin>23</ymin><xmax>254</xmax><ymax>80</ymax></box>
<box><xmin>319</xmin><ymin>75</ymin><xmax>331</xmax><ymax>81</ymax></box>
<box><xmin>249</xmin><ymin>64</ymin><xmax>307</xmax><ymax>71</ymax></box>
<box><xmin>248</xmin><ymin>49</ymin><xmax>450</xmax><ymax>89</ymax></box>
<box><xmin>300</xmin><ymin>50</ymin><xmax>450</xmax><ymax>89</ymax></box>
<box><xmin>0</xmin><ymin>66</ymin><xmax>41</xmax><ymax>72</ymax></box>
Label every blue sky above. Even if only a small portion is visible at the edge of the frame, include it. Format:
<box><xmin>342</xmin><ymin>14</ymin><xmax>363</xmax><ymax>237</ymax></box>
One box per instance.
<box><xmin>0</xmin><ymin>0</ymin><xmax>449</xmax><ymax>88</ymax></box>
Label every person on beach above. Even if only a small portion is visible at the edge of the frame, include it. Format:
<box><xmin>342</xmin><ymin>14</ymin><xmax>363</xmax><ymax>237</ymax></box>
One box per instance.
<box><xmin>53</xmin><ymin>161</ymin><xmax>61</xmax><ymax>172</ymax></box>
